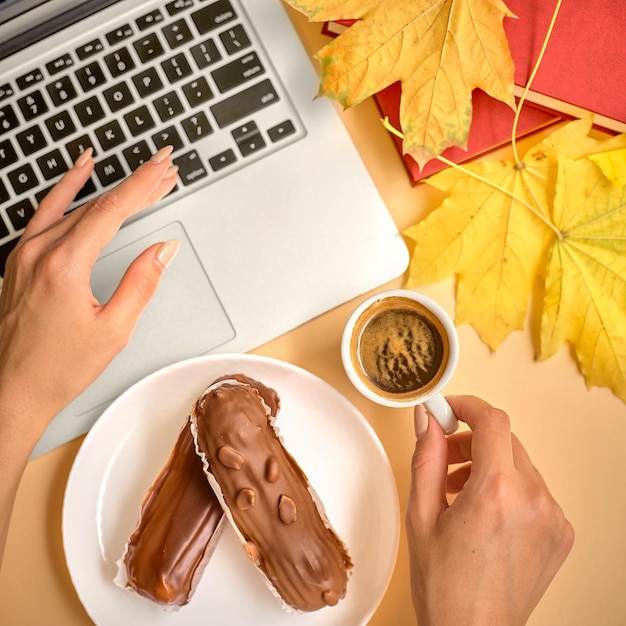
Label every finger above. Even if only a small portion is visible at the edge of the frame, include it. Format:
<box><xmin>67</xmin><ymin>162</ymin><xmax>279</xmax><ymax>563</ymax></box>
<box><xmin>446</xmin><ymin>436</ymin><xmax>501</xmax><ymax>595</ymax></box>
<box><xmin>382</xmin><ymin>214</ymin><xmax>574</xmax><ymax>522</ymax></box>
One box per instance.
<box><xmin>446</xmin><ymin>395</ymin><xmax>514</xmax><ymax>472</ymax></box>
<box><xmin>143</xmin><ymin>164</ymin><xmax>178</xmax><ymax>206</ymax></box>
<box><xmin>100</xmin><ymin>239</ymin><xmax>179</xmax><ymax>339</ymax></box>
<box><xmin>23</xmin><ymin>149</ymin><xmax>94</xmax><ymax>237</ymax></box>
<box><xmin>446</xmin><ymin>430</ymin><xmax>473</xmax><ymax>464</ymax></box>
<box><xmin>68</xmin><ymin>146</ymin><xmax>174</xmax><ymax>260</ymax></box>
<box><xmin>447</xmin><ymin>463</ymin><xmax>471</xmax><ymax>494</ymax></box>
<box><xmin>406</xmin><ymin>407</ymin><xmax>449</xmax><ymax>534</ymax></box>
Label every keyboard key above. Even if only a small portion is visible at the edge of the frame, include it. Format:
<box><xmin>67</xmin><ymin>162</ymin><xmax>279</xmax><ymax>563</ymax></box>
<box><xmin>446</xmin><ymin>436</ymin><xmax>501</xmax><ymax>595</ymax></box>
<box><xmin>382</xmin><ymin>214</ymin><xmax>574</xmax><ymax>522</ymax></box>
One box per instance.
<box><xmin>0</xmin><ymin>105</ymin><xmax>19</xmax><ymax>135</ymax></box>
<box><xmin>74</xmin><ymin>176</ymin><xmax>97</xmax><ymax>202</ymax></box>
<box><xmin>17</xmin><ymin>91</ymin><xmax>48</xmax><ymax>121</ymax></box>
<box><xmin>0</xmin><ymin>237</ymin><xmax>20</xmax><ymax>278</ymax></box>
<box><xmin>95</xmin><ymin>120</ymin><xmax>126</xmax><ymax>151</ymax></box>
<box><xmin>106</xmin><ymin>24</ymin><xmax>133</xmax><ymax>46</ymax></box>
<box><xmin>16</xmin><ymin>125</ymin><xmax>47</xmax><ymax>156</ymax></box>
<box><xmin>210</xmin><ymin>78</ymin><xmax>279</xmax><ymax>128</ymax></box>
<box><xmin>137</xmin><ymin>9</ymin><xmax>164</xmax><ymax>31</ymax></box>
<box><xmin>190</xmin><ymin>39</ymin><xmax>221</xmax><ymax>69</ymax></box>
<box><xmin>0</xmin><ymin>138</ymin><xmax>19</xmax><ymax>168</ymax></box>
<box><xmin>46</xmin><ymin>53</ymin><xmax>74</xmax><ymax>76</ymax></box>
<box><xmin>133</xmin><ymin>33</ymin><xmax>165</xmax><ymax>63</ymax></box>
<box><xmin>209</xmin><ymin>148</ymin><xmax>236</xmax><ymax>171</ymax></box>
<box><xmin>46</xmin><ymin>75</ymin><xmax>78</xmax><ymax>106</ymax></box>
<box><xmin>16</xmin><ymin>69</ymin><xmax>44</xmax><ymax>90</ymax></box>
<box><xmin>76</xmin><ymin>38</ymin><xmax>104</xmax><ymax>60</ymax></box>
<box><xmin>123</xmin><ymin>140</ymin><xmax>153</xmax><ymax>170</ymax></box>
<box><xmin>45</xmin><ymin>111</ymin><xmax>76</xmax><ymax>141</ymax></box>
<box><xmin>75</xmin><ymin>61</ymin><xmax>107</xmax><ymax>92</ymax></box>
<box><xmin>232</xmin><ymin>121</ymin><xmax>265</xmax><ymax>156</ymax></box>
<box><xmin>66</xmin><ymin>134</ymin><xmax>97</xmax><ymax>162</ymax></box>
<box><xmin>35</xmin><ymin>185</ymin><xmax>53</xmax><ymax>203</ymax></box>
<box><xmin>219</xmin><ymin>24</ymin><xmax>251</xmax><ymax>55</ymax></box>
<box><xmin>0</xmin><ymin>180</ymin><xmax>8</xmax><ymax>206</ymax></box>
<box><xmin>0</xmin><ymin>84</ymin><xmax>15</xmax><ymax>102</ymax></box>
<box><xmin>6</xmin><ymin>198</ymin><xmax>35</xmax><ymax>230</ymax></box>
<box><xmin>191</xmin><ymin>1</ymin><xmax>236</xmax><ymax>35</ymax></box>
<box><xmin>182</xmin><ymin>77</ymin><xmax>213</xmax><ymax>107</ymax></box>
<box><xmin>104</xmin><ymin>48</ymin><xmax>136</xmax><ymax>78</ymax></box>
<box><xmin>212</xmin><ymin>51</ymin><xmax>265</xmax><ymax>93</ymax></box>
<box><xmin>181</xmin><ymin>111</ymin><xmax>212</xmax><ymax>142</ymax></box>
<box><xmin>74</xmin><ymin>96</ymin><xmax>106</xmax><ymax>126</ymax></box>
<box><xmin>124</xmin><ymin>105</ymin><xmax>156</xmax><ymax>136</ymax></box>
<box><xmin>36</xmin><ymin>148</ymin><xmax>68</xmax><ymax>180</ymax></box>
<box><xmin>8</xmin><ymin>163</ymin><xmax>39</xmax><ymax>195</ymax></box>
<box><xmin>0</xmin><ymin>214</ymin><xmax>8</xmax><ymax>238</ymax></box>
<box><xmin>153</xmin><ymin>91</ymin><xmax>184</xmax><ymax>121</ymax></box>
<box><xmin>161</xmin><ymin>53</ymin><xmax>193</xmax><ymax>83</ymax></box>
<box><xmin>132</xmin><ymin>67</ymin><xmax>164</xmax><ymax>97</ymax></box>
<box><xmin>162</xmin><ymin>19</ymin><xmax>194</xmax><ymax>49</ymax></box>
<box><xmin>95</xmin><ymin>154</ymin><xmax>126</xmax><ymax>187</ymax></box>
<box><xmin>151</xmin><ymin>125</ymin><xmax>184</xmax><ymax>152</ymax></box>
<box><xmin>166</xmin><ymin>0</ymin><xmax>193</xmax><ymax>16</ymax></box>
<box><xmin>173</xmin><ymin>149</ymin><xmax>207</xmax><ymax>186</ymax></box>
<box><xmin>103</xmin><ymin>82</ymin><xmax>135</xmax><ymax>113</ymax></box>
<box><xmin>268</xmin><ymin>119</ymin><xmax>296</xmax><ymax>142</ymax></box>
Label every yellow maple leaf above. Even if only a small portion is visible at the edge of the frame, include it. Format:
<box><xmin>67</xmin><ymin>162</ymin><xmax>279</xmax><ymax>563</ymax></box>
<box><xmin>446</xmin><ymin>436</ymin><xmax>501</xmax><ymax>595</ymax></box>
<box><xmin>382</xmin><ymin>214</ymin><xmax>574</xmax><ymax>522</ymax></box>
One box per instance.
<box><xmin>404</xmin><ymin>118</ymin><xmax>603</xmax><ymax>348</ymax></box>
<box><xmin>285</xmin><ymin>0</ymin><xmax>516</xmax><ymax>167</ymax></box>
<box><xmin>588</xmin><ymin>148</ymin><xmax>626</xmax><ymax>187</ymax></box>
<box><xmin>540</xmin><ymin>157</ymin><xmax>626</xmax><ymax>401</ymax></box>
<box><xmin>404</xmin><ymin>117</ymin><xmax>626</xmax><ymax>400</ymax></box>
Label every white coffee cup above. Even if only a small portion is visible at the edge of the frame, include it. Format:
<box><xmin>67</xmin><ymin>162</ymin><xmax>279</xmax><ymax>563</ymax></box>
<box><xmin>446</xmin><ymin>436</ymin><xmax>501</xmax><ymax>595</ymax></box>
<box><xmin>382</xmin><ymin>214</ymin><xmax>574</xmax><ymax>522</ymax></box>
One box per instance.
<box><xmin>341</xmin><ymin>290</ymin><xmax>459</xmax><ymax>434</ymax></box>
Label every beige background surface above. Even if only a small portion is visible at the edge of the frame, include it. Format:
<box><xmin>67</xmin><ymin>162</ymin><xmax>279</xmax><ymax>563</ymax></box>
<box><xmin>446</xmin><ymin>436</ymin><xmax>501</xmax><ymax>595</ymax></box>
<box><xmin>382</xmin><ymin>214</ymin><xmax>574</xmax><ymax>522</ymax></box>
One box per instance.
<box><xmin>1</xmin><ymin>5</ymin><xmax>626</xmax><ymax>625</ymax></box>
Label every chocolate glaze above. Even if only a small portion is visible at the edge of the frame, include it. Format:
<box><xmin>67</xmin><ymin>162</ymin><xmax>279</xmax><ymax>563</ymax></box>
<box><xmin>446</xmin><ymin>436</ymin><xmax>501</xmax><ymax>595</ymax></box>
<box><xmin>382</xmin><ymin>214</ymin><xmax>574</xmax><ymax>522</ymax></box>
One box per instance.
<box><xmin>192</xmin><ymin>381</ymin><xmax>352</xmax><ymax>612</ymax></box>
<box><xmin>121</xmin><ymin>374</ymin><xmax>280</xmax><ymax>606</ymax></box>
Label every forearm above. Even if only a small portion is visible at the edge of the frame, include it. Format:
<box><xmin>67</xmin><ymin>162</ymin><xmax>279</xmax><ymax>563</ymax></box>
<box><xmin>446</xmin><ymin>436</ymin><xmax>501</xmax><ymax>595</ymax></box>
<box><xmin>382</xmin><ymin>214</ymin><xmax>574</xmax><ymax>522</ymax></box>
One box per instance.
<box><xmin>0</xmin><ymin>396</ymin><xmax>53</xmax><ymax>567</ymax></box>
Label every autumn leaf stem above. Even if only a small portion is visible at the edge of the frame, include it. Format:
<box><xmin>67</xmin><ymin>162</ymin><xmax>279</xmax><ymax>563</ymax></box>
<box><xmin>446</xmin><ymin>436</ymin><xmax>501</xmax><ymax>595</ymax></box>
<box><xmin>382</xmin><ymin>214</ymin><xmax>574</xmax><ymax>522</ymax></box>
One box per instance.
<box><xmin>380</xmin><ymin>116</ymin><xmax>562</xmax><ymax>237</ymax></box>
<box><xmin>434</xmin><ymin>154</ymin><xmax>562</xmax><ymax>238</ymax></box>
<box><xmin>382</xmin><ymin>117</ymin><xmax>405</xmax><ymax>140</ymax></box>
<box><xmin>511</xmin><ymin>0</ymin><xmax>564</xmax><ymax>164</ymax></box>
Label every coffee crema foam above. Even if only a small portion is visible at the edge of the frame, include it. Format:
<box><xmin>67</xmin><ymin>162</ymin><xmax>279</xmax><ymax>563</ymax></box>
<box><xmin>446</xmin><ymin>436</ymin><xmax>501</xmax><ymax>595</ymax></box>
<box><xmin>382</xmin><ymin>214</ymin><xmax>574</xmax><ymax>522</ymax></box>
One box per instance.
<box><xmin>351</xmin><ymin>298</ymin><xmax>449</xmax><ymax>400</ymax></box>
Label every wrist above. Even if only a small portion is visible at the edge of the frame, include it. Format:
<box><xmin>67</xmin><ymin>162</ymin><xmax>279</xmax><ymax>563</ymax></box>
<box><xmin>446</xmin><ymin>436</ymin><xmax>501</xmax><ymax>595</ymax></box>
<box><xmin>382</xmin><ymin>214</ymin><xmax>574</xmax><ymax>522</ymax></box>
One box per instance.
<box><xmin>415</xmin><ymin>591</ymin><xmax>526</xmax><ymax>626</ymax></box>
<box><xmin>0</xmin><ymin>384</ymin><xmax>55</xmax><ymax>464</ymax></box>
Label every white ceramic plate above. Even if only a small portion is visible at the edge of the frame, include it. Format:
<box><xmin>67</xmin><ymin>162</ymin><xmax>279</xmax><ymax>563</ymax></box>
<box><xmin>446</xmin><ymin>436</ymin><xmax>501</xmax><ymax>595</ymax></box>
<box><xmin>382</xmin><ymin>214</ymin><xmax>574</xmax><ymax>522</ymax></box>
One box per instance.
<box><xmin>63</xmin><ymin>354</ymin><xmax>400</xmax><ymax>625</ymax></box>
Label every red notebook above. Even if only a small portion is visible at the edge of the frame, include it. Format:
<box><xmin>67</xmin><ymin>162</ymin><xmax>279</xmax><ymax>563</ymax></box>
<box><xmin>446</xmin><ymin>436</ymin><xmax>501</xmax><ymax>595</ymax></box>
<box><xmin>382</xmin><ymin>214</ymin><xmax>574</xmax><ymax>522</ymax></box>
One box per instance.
<box><xmin>506</xmin><ymin>0</ymin><xmax>626</xmax><ymax>135</ymax></box>
<box><xmin>374</xmin><ymin>82</ymin><xmax>560</xmax><ymax>183</ymax></box>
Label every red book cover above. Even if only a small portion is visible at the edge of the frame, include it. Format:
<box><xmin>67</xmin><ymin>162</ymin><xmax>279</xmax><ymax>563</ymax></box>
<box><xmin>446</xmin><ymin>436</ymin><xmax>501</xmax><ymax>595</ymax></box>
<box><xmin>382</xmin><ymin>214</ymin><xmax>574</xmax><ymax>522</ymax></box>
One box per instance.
<box><xmin>506</xmin><ymin>0</ymin><xmax>626</xmax><ymax>134</ymax></box>
<box><xmin>374</xmin><ymin>82</ymin><xmax>560</xmax><ymax>183</ymax></box>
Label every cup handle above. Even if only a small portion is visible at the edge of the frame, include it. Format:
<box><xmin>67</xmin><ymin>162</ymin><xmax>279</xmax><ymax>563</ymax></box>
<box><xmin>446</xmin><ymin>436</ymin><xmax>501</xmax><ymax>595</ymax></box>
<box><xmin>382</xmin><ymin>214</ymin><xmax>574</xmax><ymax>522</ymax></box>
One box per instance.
<box><xmin>424</xmin><ymin>394</ymin><xmax>458</xmax><ymax>435</ymax></box>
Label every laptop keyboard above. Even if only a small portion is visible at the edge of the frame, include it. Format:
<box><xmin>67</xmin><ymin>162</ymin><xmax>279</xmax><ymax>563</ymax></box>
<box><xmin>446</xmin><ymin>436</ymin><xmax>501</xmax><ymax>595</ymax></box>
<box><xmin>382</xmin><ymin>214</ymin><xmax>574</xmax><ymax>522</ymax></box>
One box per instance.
<box><xmin>0</xmin><ymin>0</ymin><xmax>305</xmax><ymax>282</ymax></box>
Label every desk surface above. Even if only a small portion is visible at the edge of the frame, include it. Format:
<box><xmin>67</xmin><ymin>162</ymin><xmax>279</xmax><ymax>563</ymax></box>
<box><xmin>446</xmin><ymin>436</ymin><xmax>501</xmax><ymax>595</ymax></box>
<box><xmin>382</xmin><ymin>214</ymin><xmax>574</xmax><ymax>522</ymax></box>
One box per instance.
<box><xmin>2</xmin><ymin>7</ymin><xmax>625</xmax><ymax>626</ymax></box>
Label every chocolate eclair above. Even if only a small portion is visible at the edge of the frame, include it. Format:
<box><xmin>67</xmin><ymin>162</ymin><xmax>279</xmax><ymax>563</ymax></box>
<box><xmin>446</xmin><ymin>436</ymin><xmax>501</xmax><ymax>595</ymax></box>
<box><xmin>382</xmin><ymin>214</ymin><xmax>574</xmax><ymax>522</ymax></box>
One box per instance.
<box><xmin>191</xmin><ymin>379</ymin><xmax>352</xmax><ymax>612</ymax></box>
<box><xmin>116</xmin><ymin>374</ymin><xmax>280</xmax><ymax>607</ymax></box>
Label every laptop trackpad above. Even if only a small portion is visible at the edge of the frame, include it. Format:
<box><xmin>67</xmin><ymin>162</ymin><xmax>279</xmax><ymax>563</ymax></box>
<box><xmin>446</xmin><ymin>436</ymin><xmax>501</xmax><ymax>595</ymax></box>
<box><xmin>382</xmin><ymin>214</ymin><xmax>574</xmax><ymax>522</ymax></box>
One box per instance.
<box><xmin>72</xmin><ymin>221</ymin><xmax>235</xmax><ymax>415</ymax></box>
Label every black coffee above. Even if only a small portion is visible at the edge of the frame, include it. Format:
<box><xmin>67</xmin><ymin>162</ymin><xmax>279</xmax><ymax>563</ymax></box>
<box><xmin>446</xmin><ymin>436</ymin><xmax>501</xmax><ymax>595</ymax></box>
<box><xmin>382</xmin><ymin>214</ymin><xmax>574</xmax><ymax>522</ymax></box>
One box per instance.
<box><xmin>352</xmin><ymin>298</ymin><xmax>448</xmax><ymax>399</ymax></box>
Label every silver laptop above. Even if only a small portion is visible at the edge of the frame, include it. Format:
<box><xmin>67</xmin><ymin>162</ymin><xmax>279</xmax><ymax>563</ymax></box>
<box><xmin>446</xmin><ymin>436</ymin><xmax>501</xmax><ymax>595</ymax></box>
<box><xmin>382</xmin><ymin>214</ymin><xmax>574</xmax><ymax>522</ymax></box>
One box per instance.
<box><xmin>0</xmin><ymin>0</ymin><xmax>408</xmax><ymax>457</ymax></box>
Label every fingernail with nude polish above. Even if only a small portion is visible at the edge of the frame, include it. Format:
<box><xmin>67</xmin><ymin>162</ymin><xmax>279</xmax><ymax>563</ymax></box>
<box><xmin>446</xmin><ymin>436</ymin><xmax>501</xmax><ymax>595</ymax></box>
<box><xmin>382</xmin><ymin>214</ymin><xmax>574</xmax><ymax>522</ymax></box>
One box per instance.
<box><xmin>151</xmin><ymin>145</ymin><xmax>174</xmax><ymax>163</ymax></box>
<box><xmin>156</xmin><ymin>239</ymin><xmax>180</xmax><ymax>269</ymax></box>
<box><xmin>414</xmin><ymin>405</ymin><xmax>429</xmax><ymax>439</ymax></box>
<box><xmin>163</xmin><ymin>164</ymin><xmax>179</xmax><ymax>179</ymax></box>
<box><xmin>74</xmin><ymin>147</ymin><xmax>93</xmax><ymax>168</ymax></box>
